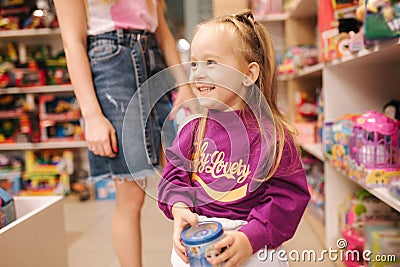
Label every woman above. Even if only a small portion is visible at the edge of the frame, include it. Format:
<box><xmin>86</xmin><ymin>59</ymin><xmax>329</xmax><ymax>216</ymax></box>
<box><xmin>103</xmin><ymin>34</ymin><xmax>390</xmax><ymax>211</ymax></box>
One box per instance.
<box><xmin>53</xmin><ymin>0</ymin><xmax>195</xmax><ymax>266</ymax></box>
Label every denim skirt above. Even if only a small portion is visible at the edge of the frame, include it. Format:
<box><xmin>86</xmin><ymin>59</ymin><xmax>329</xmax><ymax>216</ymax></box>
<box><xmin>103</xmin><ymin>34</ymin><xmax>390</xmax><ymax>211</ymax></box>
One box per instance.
<box><xmin>87</xmin><ymin>29</ymin><xmax>175</xmax><ymax>181</ymax></box>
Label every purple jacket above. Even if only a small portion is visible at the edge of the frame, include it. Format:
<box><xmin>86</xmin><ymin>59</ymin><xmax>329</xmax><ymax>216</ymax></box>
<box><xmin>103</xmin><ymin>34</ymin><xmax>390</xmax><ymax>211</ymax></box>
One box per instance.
<box><xmin>158</xmin><ymin>110</ymin><xmax>310</xmax><ymax>252</ymax></box>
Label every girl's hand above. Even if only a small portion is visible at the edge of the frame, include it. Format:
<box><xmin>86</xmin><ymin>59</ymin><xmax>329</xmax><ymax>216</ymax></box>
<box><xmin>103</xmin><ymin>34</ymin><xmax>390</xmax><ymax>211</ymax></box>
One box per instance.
<box><xmin>84</xmin><ymin>114</ymin><xmax>117</xmax><ymax>158</ymax></box>
<box><xmin>209</xmin><ymin>231</ymin><xmax>253</xmax><ymax>267</ymax></box>
<box><xmin>171</xmin><ymin>203</ymin><xmax>198</xmax><ymax>263</ymax></box>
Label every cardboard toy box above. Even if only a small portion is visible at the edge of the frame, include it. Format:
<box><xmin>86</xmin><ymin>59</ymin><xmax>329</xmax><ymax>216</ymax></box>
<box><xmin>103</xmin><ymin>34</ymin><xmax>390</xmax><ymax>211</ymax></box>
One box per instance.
<box><xmin>0</xmin><ymin>196</ymin><xmax>68</xmax><ymax>267</ymax></box>
<box><xmin>95</xmin><ymin>178</ymin><xmax>116</xmax><ymax>200</ymax></box>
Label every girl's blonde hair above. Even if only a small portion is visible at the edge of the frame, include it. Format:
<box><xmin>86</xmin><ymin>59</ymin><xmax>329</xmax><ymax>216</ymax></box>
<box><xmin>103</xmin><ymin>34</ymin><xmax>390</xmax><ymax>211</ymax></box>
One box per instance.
<box><xmin>193</xmin><ymin>9</ymin><xmax>299</xmax><ymax>181</ymax></box>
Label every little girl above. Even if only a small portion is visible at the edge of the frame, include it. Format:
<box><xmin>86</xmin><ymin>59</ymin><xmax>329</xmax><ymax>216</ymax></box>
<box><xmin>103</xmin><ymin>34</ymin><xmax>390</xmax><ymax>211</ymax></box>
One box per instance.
<box><xmin>158</xmin><ymin>10</ymin><xmax>311</xmax><ymax>267</ymax></box>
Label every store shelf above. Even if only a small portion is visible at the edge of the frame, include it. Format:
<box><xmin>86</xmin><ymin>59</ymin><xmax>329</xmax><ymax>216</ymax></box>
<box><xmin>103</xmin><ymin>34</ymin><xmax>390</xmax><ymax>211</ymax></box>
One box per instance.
<box><xmin>296</xmin><ymin>63</ymin><xmax>324</xmax><ymax>79</ymax></box>
<box><xmin>332</xmin><ymin>165</ymin><xmax>400</xmax><ymax>212</ymax></box>
<box><xmin>0</xmin><ymin>141</ymin><xmax>87</xmax><ymax>151</ymax></box>
<box><xmin>301</xmin><ymin>143</ymin><xmax>324</xmax><ymax>161</ymax></box>
<box><xmin>328</xmin><ymin>37</ymin><xmax>400</xmax><ymax>69</ymax></box>
<box><xmin>278</xmin><ymin>63</ymin><xmax>323</xmax><ymax>82</ymax></box>
<box><xmin>0</xmin><ymin>85</ymin><xmax>74</xmax><ymax>95</ymax></box>
<box><xmin>0</xmin><ymin>28</ymin><xmax>61</xmax><ymax>38</ymax></box>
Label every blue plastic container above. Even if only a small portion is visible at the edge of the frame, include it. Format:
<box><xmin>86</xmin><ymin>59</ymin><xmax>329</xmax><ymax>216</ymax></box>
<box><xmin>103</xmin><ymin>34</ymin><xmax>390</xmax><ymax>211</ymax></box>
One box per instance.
<box><xmin>181</xmin><ymin>221</ymin><xmax>225</xmax><ymax>267</ymax></box>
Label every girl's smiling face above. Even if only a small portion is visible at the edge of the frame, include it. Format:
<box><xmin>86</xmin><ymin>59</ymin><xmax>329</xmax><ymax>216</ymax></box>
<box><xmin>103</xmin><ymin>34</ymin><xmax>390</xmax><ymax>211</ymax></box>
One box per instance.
<box><xmin>189</xmin><ymin>25</ymin><xmax>250</xmax><ymax>111</ymax></box>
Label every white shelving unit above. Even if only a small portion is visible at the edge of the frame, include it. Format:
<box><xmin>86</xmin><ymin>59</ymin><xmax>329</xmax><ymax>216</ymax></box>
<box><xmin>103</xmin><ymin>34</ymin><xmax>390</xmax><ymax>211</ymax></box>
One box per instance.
<box><xmin>0</xmin><ymin>84</ymin><xmax>74</xmax><ymax>95</ymax></box>
<box><xmin>324</xmin><ymin>37</ymin><xmax>400</xmax><ymax>247</ymax></box>
<box><xmin>256</xmin><ymin>0</ymin><xmax>400</xmax><ymax>250</ymax></box>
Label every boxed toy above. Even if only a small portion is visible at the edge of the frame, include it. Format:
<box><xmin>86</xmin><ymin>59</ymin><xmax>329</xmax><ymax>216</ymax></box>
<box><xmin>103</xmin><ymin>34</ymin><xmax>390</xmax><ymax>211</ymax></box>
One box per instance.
<box><xmin>94</xmin><ymin>177</ymin><xmax>116</xmax><ymax>200</ymax></box>
<box><xmin>365</xmin><ymin>223</ymin><xmax>400</xmax><ymax>267</ymax></box>
<box><xmin>0</xmin><ymin>186</ymin><xmax>16</xmax><ymax>229</ymax></box>
<box><xmin>364</xmin><ymin>0</ymin><xmax>400</xmax><ymax>41</ymax></box>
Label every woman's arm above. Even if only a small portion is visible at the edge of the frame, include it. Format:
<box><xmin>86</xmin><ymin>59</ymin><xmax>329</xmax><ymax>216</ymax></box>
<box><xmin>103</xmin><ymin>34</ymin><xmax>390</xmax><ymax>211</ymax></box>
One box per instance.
<box><xmin>53</xmin><ymin>0</ymin><xmax>117</xmax><ymax>157</ymax></box>
<box><xmin>154</xmin><ymin>1</ymin><xmax>198</xmax><ymax>116</ymax></box>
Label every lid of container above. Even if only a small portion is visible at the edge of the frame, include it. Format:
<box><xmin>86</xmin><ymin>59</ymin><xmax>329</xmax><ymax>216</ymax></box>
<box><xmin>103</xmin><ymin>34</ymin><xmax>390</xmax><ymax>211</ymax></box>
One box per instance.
<box><xmin>181</xmin><ymin>221</ymin><xmax>223</xmax><ymax>246</ymax></box>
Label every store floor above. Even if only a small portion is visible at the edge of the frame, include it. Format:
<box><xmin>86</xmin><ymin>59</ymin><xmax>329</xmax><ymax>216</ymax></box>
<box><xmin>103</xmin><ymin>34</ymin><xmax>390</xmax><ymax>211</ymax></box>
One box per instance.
<box><xmin>64</xmin><ymin>182</ymin><xmax>337</xmax><ymax>267</ymax></box>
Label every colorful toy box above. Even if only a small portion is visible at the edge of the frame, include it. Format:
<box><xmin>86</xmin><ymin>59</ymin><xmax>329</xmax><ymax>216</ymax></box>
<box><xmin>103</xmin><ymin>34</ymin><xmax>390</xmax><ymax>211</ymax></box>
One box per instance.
<box><xmin>38</xmin><ymin>94</ymin><xmax>84</xmax><ymax>142</ymax></box>
<box><xmin>364</xmin><ymin>0</ymin><xmax>400</xmax><ymax>41</ymax></box>
<box><xmin>348</xmin><ymin>110</ymin><xmax>400</xmax><ymax>188</ymax></box>
<box><xmin>22</xmin><ymin>150</ymin><xmax>73</xmax><ymax>195</ymax></box>
<box><xmin>94</xmin><ymin>178</ymin><xmax>116</xmax><ymax>200</ymax></box>
<box><xmin>0</xmin><ymin>187</ymin><xmax>16</xmax><ymax>229</ymax></box>
<box><xmin>330</xmin><ymin>114</ymin><xmax>359</xmax><ymax>172</ymax></box>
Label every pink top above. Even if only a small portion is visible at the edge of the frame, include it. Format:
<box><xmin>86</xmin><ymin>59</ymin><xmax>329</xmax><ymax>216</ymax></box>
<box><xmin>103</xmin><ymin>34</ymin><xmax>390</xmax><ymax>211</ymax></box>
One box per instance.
<box><xmin>86</xmin><ymin>0</ymin><xmax>158</xmax><ymax>36</ymax></box>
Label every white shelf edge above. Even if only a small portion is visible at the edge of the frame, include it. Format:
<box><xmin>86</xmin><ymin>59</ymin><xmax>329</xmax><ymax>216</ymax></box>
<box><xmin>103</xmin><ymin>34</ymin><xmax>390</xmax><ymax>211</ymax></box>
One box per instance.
<box><xmin>332</xmin><ymin>164</ymin><xmax>400</xmax><ymax>212</ymax></box>
<box><xmin>0</xmin><ymin>85</ymin><xmax>74</xmax><ymax>95</ymax></box>
<box><xmin>301</xmin><ymin>143</ymin><xmax>324</xmax><ymax>161</ymax></box>
<box><xmin>296</xmin><ymin>63</ymin><xmax>324</xmax><ymax>78</ymax></box>
<box><xmin>327</xmin><ymin>37</ymin><xmax>400</xmax><ymax>68</ymax></box>
<box><xmin>278</xmin><ymin>63</ymin><xmax>323</xmax><ymax>81</ymax></box>
<box><xmin>0</xmin><ymin>141</ymin><xmax>87</xmax><ymax>151</ymax></box>
<box><xmin>0</xmin><ymin>28</ymin><xmax>61</xmax><ymax>38</ymax></box>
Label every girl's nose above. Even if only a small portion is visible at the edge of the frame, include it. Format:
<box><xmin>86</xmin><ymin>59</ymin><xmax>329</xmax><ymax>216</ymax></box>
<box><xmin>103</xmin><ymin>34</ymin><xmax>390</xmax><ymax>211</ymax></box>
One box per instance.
<box><xmin>191</xmin><ymin>62</ymin><xmax>207</xmax><ymax>81</ymax></box>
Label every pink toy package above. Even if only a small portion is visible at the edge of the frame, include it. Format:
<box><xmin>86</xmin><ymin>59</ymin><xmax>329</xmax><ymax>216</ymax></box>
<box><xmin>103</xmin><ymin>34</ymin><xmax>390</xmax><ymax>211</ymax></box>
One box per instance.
<box><xmin>348</xmin><ymin>110</ymin><xmax>400</xmax><ymax>187</ymax></box>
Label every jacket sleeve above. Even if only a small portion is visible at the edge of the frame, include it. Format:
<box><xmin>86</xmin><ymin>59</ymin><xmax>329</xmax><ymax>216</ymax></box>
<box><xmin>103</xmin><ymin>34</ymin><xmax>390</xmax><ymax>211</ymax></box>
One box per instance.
<box><xmin>239</xmin><ymin>135</ymin><xmax>311</xmax><ymax>253</ymax></box>
<box><xmin>158</xmin><ymin>119</ymin><xmax>199</xmax><ymax>219</ymax></box>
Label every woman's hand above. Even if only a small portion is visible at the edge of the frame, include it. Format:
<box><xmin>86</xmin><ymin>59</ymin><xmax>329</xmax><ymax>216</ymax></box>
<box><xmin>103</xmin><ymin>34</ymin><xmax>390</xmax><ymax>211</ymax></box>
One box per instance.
<box><xmin>84</xmin><ymin>114</ymin><xmax>117</xmax><ymax>158</ymax></box>
<box><xmin>170</xmin><ymin>84</ymin><xmax>199</xmax><ymax>120</ymax></box>
<box><xmin>171</xmin><ymin>203</ymin><xmax>198</xmax><ymax>263</ymax></box>
<box><xmin>209</xmin><ymin>231</ymin><xmax>253</xmax><ymax>267</ymax></box>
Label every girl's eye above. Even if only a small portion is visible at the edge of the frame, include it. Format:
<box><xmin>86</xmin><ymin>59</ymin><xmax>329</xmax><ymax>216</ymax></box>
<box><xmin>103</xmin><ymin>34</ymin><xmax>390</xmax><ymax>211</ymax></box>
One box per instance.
<box><xmin>190</xmin><ymin>61</ymin><xmax>198</xmax><ymax>68</ymax></box>
<box><xmin>206</xmin><ymin>60</ymin><xmax>217</xmax><ymax>65</ymax></box>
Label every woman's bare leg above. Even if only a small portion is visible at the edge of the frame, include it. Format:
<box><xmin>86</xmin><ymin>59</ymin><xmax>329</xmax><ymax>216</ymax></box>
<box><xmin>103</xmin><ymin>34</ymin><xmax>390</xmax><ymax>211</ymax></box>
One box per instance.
<box><xmin>112</xmin><ymin>179</ymin><xmax>146</xmax><ymax>267</ymax></box>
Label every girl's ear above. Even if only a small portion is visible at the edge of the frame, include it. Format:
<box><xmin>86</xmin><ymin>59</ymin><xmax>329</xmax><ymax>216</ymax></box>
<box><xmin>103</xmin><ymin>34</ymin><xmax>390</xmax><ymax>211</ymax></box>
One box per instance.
<box><xmin>243</xmin><ymin>62</ymin><xmax>260</xmax><ymax>86</ymax></box>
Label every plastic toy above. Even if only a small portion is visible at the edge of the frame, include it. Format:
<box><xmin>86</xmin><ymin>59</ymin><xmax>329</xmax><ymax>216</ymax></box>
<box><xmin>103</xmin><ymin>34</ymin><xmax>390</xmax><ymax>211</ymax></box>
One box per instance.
<box><xmin>348</xmin><ymin>110</ymin><xmax>400</xmax><ymax>187</ymax></box>
<box><xmin>383</xmin><ymin>99</ymin><xmax>400</xmax><ymax>120</ymax></box>
<box><xmin>0</xmin><ymin>114</ymin><xmax>35</xmax><ymax>143</ymax></box>
<box><xmin>22</xmin><ymin>150</ymin><xmax>73</xmax><ymax>195</ymax></box>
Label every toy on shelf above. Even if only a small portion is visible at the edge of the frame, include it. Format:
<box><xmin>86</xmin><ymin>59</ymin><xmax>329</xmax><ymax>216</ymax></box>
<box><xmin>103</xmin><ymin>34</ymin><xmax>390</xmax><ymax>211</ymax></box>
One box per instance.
<box><xmin>39</xmin><ymin>94</ymin><xmax>80</xmax><ymax>120</ymax></box>
<box><xmin>348</xmin><ymin>110</ymin><xmax>400</xmax><ymax>188</ymax></box>
<box><xmin>38</xmin><ymin>94</ymin><xmax>84</xmax><ymax>142</ymax></box>
<box><xmin>0</xmin><ymin>186</ymin><xmax>16</xmax><ymax>229</ymax></box>
<box><xmin>364</xmin><ymin>0</ymin><xmax>400</xmax><ymax>41</ymax></box>
<box><xmin>330</xmin><ymin>114</ymin><xmax>359</xmax><ymax>172</ymax></box>
<box><xmin>383</xmin><ymin>99</ymin><xmax>400</xmax><ymax>120</ymax></box>
<box><xmin>364</xmin><ymin>223</ymin><xmax>400</xmax><ymax>267</ymax></box>
<box><xmin>22</xmin><ymin>150</ymin><xmax>73</xmax><ymax>195</ymax></box>
<box><xmin>0</xmin><ymin>154</ymin><xmax>22</xmax><ymax>195</ymax></box>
